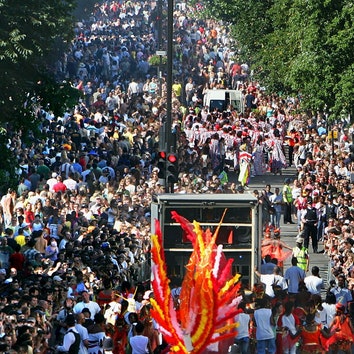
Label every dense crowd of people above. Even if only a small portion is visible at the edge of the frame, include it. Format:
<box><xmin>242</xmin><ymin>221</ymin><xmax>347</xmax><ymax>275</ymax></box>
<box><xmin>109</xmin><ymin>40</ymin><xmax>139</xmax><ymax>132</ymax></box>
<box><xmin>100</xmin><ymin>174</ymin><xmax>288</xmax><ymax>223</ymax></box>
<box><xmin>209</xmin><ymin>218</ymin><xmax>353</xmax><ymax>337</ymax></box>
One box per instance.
<box><xmin>1</xmin><ymin>0</ymin><xmax>354</xmax><ymax>353</ymax></box>
<box><xmin>248</xmin><ymin>132</ymin><xmax>354</xmax><ymax>353</ymax></box>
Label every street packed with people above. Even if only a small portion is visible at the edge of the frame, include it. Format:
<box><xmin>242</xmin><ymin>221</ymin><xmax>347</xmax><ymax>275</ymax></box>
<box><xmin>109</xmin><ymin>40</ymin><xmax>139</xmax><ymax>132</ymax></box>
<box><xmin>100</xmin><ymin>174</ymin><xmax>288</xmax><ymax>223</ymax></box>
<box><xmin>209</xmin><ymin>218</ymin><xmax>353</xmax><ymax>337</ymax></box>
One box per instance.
<box><xmin>1</xmin><ymin>0</ymin><xmax>354</xmax><ymax>353</ymax></box>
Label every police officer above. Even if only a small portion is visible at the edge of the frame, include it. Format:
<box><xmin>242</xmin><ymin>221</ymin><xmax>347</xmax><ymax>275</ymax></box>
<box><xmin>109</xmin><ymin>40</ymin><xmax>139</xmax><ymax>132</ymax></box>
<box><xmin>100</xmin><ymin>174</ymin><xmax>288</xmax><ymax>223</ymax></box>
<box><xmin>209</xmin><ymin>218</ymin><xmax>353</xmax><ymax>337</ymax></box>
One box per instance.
<box><xmin>301</xmin><ymin>198</ymin><xmax>319</xmax><ymax>253</ymax></box>
<box><xmin>55</xmin><ymin>314</ymin><xmax>81</xmax><ymax>354</ymax></box>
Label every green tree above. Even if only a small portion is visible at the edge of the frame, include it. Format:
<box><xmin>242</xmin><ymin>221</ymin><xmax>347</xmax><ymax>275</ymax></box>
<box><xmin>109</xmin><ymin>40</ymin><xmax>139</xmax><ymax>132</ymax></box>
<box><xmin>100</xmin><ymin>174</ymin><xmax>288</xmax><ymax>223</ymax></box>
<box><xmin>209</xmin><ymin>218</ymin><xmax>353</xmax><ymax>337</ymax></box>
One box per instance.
<box><xmin>0</xmin><ymin>0</ymin><xmax>80</xmax><ymax>127</ymax></box>
<box><xmin>261</xmin><ymin>0</ymin><xmax>354</xmax><ymax>118</ymax></box>
<box><xmin>195</xmin><ymin>0</ymin><xmax>274</xmax><ymax>61</ymax></box>
<box><xmin>198</xmin><ymin>0</ymin><xmax>354</xmax><ymax>119</ymax></box>
<box><xmin>0</xmin><ymin>0</ymin><xmax>83</xmax><ymax>192</ymax></box>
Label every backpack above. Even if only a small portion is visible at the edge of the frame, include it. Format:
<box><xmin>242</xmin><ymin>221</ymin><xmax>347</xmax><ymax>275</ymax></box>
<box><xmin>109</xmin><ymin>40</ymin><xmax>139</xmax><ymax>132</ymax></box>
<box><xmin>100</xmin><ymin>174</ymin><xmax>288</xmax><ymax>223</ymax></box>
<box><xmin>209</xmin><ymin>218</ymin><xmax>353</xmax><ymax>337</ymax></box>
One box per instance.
<box><xmin>67</xmin><ymin>329</ymin><xmax>81</xmax><ymax>354</ymax></box>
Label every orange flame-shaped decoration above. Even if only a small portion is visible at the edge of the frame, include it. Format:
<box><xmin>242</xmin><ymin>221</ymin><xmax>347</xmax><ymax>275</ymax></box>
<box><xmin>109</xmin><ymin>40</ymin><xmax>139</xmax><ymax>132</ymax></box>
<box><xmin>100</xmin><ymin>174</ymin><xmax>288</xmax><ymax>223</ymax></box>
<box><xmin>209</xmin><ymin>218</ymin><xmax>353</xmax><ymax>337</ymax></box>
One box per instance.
<box><xmin>150</xmin><ymin>211</ymin><xmax>242</xmax><ymax>354</ymax></box>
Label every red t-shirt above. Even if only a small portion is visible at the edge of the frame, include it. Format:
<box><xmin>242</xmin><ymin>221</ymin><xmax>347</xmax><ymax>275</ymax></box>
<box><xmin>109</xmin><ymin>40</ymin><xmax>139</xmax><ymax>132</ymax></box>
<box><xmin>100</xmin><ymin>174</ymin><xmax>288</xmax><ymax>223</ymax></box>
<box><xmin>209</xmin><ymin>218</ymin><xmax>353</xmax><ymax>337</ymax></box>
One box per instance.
<box><xmin>53</xmin><ymin>182</ymin><xmax>67</xmax><ymax>193</ymax></box>
<box><xmin>24</xmin><ymin>210</ymin><xmax>35</xmax><ymax>225</ymax></box>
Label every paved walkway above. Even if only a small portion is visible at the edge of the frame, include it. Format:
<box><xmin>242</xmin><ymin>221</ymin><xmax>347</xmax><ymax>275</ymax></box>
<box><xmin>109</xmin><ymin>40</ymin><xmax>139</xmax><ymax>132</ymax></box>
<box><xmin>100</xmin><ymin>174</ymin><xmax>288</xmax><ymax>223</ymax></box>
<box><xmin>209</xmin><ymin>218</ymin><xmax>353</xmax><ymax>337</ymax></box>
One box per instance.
<box><xmin>244</xmin><ymin>168</ymin><xmax>349</xmax><ymax>353</ymax></box>
<box><xmin>241</xmin><ymin>167</ymin><xmax>331</xmax><ymax>289</ymax></box>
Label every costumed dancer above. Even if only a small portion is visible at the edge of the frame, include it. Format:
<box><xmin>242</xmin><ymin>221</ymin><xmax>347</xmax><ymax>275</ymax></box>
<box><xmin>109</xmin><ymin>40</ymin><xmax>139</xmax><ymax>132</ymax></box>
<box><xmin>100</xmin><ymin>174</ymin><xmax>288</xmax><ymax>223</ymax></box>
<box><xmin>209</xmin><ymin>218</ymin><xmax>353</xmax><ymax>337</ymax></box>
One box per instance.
<box><xmin>276</xmin><ymin>301</ymin><xmax>301</xmax><ymax>354</ymax></box>
<box><xmin>261</xmin><ymin>228</ymin><xmax>292</xmax><ymax>269</ymax></box>
<box><xmin>112</xmin><ymin>300</ymin><xmax>129</xmax><ymax>354</ymax></box>
<box><xmin>238</xmin><ymin>143</ymin><xmax>252</xmax><ymax>188</ymax></box>
<box><xmin>267</xmin><ymin>135</ymin><xmax>287</xmax><ymax>175</ymax></box>
<box><xmin>327</xmin><ymin>303</ymin><xmax>354</xmax><ymax>354</ymax></box>
<box><xmin>298</xmin><ymin>313</ymin><xmax>331</xmax><ymax>354</ymax></box>
<box><xmin>271</xmin><ymin>228</ymin><xmax>293</xmax><ymax>269</ymax></box>
<box><xmin>252</xmin><ymin>135</ymin><xmax>266</xmax><ymax>176</ymax></box>
<box><xmin>261</xmin><ymin>228</ymin><xmax>274</xmax><ymax>260</ymax></box>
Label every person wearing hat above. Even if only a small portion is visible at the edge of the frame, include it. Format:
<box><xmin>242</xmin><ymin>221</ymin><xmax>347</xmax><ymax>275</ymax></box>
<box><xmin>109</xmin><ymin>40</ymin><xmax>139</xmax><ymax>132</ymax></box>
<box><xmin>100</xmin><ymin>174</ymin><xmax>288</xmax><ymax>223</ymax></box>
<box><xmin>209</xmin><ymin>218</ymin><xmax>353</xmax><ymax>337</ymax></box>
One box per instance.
<box><xmin>292</xmin><ymin>234</ymin><xmax>309</xmax><ymax>272</ymax></box>
<box><xmin>301</xmin><ymin>197</ymin><xmax>319</xmax><ymax>253</ymax></box>
<box><xmin>55</xmin><ymin>314</ymin><xmax>81</xmax><ymax>354</ymax></box>
<box><xmin>325</xmin><ymin>195</ymin><xmax>337</xmax><ymax>220</ymax></box>
<box><xmin>53</xmin><ymin>275</ymin><xmax>63</xmax><ymax>282</ymax></box>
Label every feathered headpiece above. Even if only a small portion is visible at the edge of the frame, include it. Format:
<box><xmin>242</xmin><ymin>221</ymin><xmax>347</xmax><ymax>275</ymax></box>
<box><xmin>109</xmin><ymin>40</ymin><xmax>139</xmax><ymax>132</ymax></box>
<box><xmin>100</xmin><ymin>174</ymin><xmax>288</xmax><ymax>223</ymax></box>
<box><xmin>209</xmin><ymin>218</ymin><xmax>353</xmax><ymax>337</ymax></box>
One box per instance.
<box><xmin>150</xmin><ymin>211</ymin><xmax>242</xmax><ymax>353</ymax></box>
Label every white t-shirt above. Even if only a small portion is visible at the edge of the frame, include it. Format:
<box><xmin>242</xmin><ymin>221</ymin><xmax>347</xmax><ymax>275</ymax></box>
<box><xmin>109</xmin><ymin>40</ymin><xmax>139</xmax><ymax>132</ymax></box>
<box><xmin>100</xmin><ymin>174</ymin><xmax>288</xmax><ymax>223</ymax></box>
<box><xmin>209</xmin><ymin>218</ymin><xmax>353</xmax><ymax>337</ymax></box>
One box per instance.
<box><xmin>260</xmin><ymin>274</ymin><xmax>287</xmax><ymax>297</ymax></box>
<box><xmin>304</xmin><ymin>275</ymin><xmax>324</xmax><ymax>295</ymax></box>
<box><xmin>254</xmin><ymin>308</ymin><xmax>274</xmax><ymax>340</ymax></box>
<box><xmin>130</xmin><ymin>335</ymin><xmax>149</xmax><ymax>354</ymax></box>
<box><xmin>281</xmin><ymin>314</ymin><xmax>297</xmax><ymax>335</ymax></box>
<box><xmin>321</xmin><ymin>303</ymin><xmax>336</xmax><ymax>328</ymax></box>
<box><xmin>235</xmin><ymin>312</ymin><xmax>250</xmax><ymax>339</ymax></box>
<box><xmin>63</xmin><ymin>178</ymin><xmax>78</xmax><ymax>191</ymax></box>
<box><xmin>73</xmin><ymin>301</ymin><xmax>101</xmax><ymax>320</ymax></box>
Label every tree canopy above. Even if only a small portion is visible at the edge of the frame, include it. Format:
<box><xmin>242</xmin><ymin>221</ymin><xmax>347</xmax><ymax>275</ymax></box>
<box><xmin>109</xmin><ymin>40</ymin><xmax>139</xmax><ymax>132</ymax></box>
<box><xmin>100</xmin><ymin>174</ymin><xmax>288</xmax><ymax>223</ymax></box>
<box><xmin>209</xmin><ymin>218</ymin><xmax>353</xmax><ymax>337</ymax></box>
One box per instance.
<box><xmin>198</xmin><ymin>0</ymin><xmax>354</xmax><ymax>119</ymax></box>
<box><xmin>0</xmin><ymin>0</ymin><xmax>82</xmax><ymax>128</ymax></box>
<box><xmin>0</xmin><ymin>0</ymin><xmax>83</xmax><ymax>190</ymax></box>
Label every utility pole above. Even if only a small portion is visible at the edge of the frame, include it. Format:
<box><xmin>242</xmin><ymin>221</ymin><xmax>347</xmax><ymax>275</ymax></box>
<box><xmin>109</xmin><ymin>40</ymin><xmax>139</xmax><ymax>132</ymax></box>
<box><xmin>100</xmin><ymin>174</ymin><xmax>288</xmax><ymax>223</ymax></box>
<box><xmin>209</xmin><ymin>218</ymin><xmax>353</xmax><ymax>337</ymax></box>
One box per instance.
<box><xmin>158</xmin><ymin>0</ymin><xmax>175</xmax><ymax>192</ymax></box>
<box><xmin>166</xmin><ymin>0</ymin><xmax>174</xmax><ymax>154</ymax></box>
<box><xmin>157</xmin><ymin>0</ymin><xmax>163</xmax><ymax>97</ymax></box>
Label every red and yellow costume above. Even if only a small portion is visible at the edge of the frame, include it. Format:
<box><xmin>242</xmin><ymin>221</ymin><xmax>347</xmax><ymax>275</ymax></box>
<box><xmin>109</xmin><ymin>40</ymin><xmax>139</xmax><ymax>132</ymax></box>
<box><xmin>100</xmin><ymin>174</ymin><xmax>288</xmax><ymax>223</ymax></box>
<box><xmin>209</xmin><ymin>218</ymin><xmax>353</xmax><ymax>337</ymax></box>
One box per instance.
<box><xmin>112</xmin><ymin>311</ymin><xmax>129</xmax><ymax>354</ymax></box>
<box><xmin>299</xmin><ymin>323</ymin><xmax>327</xmax><ymax>354</ymax></box>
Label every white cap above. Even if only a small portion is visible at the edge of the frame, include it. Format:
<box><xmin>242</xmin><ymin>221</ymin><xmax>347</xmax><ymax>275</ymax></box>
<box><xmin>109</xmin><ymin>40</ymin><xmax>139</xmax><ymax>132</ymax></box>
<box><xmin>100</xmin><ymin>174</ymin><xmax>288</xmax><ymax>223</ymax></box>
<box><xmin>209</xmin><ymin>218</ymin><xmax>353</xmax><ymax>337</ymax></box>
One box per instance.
<box><xmin>295</xmin><ymin>236</ymin><xmax>304</xmax><ymax>243</ymax></box>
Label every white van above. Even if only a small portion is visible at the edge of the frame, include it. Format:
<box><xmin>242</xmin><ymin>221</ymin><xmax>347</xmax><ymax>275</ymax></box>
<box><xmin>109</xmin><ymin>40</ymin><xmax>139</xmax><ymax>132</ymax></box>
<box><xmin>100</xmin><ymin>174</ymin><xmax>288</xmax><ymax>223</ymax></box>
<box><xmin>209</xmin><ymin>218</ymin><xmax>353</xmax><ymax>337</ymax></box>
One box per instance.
<box><xmin>203</xmin><ymin>89</ymin><xmax>244</xmax><ymax>113</ymax></box>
